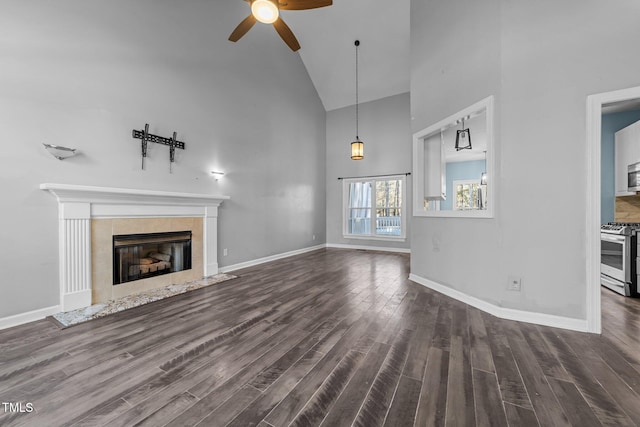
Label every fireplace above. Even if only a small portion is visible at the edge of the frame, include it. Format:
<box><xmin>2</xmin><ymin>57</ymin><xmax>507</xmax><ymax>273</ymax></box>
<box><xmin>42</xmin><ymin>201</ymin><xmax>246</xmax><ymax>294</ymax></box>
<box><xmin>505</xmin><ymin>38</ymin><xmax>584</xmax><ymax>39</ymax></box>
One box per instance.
<box><xmin>41</xmin><ymin>183</ymin><xmax>229</xmax><ymax>311</ymax></box>
<box><xmin>93</xmin><ymin>217</ymin><xmax>204</xmax><ymax>303</ymax></box>
<box><xmin>113</xmin><ymin>231</ymin><xmax>192</xmax><ymax>285</ymax></box>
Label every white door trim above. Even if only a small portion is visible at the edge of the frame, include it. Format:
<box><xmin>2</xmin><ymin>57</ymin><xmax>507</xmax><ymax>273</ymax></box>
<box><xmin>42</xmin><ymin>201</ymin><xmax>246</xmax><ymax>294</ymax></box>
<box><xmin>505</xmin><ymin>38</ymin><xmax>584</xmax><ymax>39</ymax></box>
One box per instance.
<box><xmin>586</xmin><ymin>85</ymin><xmax>640</xmax><ymax>334</ymax></box>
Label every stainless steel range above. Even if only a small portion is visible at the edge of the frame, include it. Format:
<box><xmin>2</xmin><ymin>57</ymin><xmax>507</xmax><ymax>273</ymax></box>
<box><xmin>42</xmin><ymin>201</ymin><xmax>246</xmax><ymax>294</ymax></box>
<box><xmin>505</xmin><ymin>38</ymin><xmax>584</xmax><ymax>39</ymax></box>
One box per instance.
<box><xmin>601</xmin><ymin>222</ymin><xmax>640</xmax><ymax>296</ymax></box>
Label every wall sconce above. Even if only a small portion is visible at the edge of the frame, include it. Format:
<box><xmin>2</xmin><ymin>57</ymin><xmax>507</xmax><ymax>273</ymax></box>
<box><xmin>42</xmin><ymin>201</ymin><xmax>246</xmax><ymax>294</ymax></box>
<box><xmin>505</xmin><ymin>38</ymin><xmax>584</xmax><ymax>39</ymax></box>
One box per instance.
<box><xmin>455</xmin><ymin>118</ymin><xmax>472</xmax><ymax>151</ymax></box>
<box><xmin>210</xmin><ymin>171</ymin><xmax>225</xmax><ymax>181</ymax></box>
<box><xmin>43</xmin><ymin>143</ymin><xmax>78</xmax><ymax>160</ymax></box>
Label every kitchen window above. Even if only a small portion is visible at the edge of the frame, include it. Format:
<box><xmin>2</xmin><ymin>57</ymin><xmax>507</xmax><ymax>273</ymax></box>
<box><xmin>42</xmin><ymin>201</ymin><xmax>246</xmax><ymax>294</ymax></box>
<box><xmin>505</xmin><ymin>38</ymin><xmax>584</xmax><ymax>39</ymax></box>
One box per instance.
<box><xmin>453</xmin><ymin>179</ymin><xmax>485</xmax><ymax>211</ymax></box>
<box><xmin>343</xmin><ymin>175</ymin><xmax>406</xmax><ymax>240</ymax></box>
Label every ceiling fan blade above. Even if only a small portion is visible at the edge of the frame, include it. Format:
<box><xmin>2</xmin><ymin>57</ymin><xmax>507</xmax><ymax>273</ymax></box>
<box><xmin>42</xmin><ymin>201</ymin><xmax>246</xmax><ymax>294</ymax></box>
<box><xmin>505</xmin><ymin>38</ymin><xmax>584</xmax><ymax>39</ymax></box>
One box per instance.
<box><xmin>228</xmin><ymin>14</ymin><xmax>257</xmax><ymax>42</ymax></box>
<box><xmin>278</xmin><ymin>0</ymin><xmax>332</xmax><ymax>11</ymax></box>
<box><xmin>272</xmin><ymin>18</ymin><xmax>301</xmax><ymax>51</ymax></box>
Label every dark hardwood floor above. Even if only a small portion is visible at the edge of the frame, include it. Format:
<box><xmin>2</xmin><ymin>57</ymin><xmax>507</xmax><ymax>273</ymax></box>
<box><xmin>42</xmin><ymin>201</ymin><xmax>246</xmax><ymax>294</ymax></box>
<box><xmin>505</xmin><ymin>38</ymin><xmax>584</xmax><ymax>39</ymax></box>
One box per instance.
<box><xmin>1</xmin><ymin>248</ymin><xmax>640</xmax><ymax>426</ymax></box>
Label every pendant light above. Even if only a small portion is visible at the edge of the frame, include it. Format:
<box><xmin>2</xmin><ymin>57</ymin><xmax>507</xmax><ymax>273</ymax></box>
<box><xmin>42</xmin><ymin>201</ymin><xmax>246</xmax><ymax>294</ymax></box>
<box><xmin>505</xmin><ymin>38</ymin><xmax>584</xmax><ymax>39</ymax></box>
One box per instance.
<box><xmin>351</xmin><ymin>40</ymin><xmax>364</xmax><ymax>160</ymax></box>
<box><xmin>455</xmin><ymin>117</ymin><xmax>472</xmax><ymax>151</ymax></box>
<box><xmin>480</xmin><ymin>150</ymin><xmax>488</xmax><ymax>185</ymax></box>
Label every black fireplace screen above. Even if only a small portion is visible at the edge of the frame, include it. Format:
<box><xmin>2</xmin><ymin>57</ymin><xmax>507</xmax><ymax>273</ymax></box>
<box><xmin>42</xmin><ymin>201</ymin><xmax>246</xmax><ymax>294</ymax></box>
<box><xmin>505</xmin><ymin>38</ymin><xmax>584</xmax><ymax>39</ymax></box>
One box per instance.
<box><xmin>113</xmin><ymin>231</ymin><xmax>192</xmax><ymax>285</ymax></box>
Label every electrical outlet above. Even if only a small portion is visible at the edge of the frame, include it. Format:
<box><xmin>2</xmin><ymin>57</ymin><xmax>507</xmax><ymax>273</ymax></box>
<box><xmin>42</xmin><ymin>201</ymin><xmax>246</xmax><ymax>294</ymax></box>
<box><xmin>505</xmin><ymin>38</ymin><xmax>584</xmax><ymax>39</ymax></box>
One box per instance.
<box><xmin>507</xmin><ymin>275</ymin><xmax>522</xmax><ymax>291</ymax></box>
<box><xmin>223</xmin><ymin>248</ymin><xmax>228</xmax><ymax>257</ymax></box>
<box><xmin>312</xmin><ymin>234</ymin><xmax>316</xmax><ymax>240</ymax></box>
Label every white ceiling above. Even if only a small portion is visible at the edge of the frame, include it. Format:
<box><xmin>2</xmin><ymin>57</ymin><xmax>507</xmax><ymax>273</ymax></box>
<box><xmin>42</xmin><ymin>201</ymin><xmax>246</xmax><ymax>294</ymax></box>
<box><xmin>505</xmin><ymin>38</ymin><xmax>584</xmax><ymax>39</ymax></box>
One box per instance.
<box><xmin>275</xmin><ymin>0</ymin><xmax>411</xmax><ymax>112</ymax></box>
<box><xmin>236</xmin><ymin>1</ymin><xmax>640</xmax><ymax>116</ymax></box>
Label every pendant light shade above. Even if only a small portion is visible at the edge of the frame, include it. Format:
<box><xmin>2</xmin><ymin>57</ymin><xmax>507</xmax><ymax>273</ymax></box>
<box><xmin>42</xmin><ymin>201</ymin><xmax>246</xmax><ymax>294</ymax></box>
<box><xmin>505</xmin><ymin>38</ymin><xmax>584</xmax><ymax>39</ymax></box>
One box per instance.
<box><xmin>480</xmin><ymin>150</ymin><xmax>487</xmax><ymax>184</ymax></box>
<box><xmin>351</xmin><ymin>140</ymin><xmax>364</xmax><ymax>160</ymax></box>
<box><xmin>455</xmin><ymin>118</ymin><xmax>472</xmax><ymax>151</ymax></box>
<box><xmin>350</xmin><ymin>40</ymin><xmax>364</xmax><ymax>160</ymax></box>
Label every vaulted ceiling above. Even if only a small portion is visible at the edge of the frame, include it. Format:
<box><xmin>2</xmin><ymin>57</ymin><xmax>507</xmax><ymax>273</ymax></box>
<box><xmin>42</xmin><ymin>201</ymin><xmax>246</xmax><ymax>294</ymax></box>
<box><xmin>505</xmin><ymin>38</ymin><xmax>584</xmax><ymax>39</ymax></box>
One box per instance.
<box><xmin>231</xmin><ymin>0</ymin><xmax>411</xmax><ymax>112</ymax></box>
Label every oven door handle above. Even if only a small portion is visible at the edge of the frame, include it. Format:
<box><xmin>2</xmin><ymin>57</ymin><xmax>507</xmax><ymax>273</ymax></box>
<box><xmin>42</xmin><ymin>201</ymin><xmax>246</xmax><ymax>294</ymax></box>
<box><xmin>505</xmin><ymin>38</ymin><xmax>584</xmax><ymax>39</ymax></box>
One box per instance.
<box><xmin>601</xmin><ymin>233</ymin><xmax>626</xmax><ymax>243</ymax></box>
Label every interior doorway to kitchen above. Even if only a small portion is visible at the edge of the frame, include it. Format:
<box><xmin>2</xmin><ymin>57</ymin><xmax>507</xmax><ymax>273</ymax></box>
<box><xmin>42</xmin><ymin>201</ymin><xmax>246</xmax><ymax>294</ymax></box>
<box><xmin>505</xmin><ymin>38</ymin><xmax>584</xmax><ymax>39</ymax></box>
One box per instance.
<box><xmin>587</xmin><ymin>85</ymin><xmax>640</xmax><ymax>334</ymax></box>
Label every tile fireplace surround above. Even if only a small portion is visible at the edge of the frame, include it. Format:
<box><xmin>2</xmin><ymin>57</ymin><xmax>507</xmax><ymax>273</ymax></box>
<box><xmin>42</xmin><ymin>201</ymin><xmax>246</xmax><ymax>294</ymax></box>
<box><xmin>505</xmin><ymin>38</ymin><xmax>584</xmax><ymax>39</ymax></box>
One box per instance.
<box><xmin>41</xmin><ymin>183</ymin><xmax>229</xmax><ymax>312</ymax></box>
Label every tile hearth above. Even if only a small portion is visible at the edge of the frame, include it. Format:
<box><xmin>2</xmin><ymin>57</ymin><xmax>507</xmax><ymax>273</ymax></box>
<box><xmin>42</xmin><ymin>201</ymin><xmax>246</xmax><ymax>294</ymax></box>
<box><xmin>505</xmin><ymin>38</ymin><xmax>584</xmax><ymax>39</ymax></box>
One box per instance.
<box><xmin>50</xmin><ymin>273</ymin><xmax>237</xmax><ymax>328</ymax></box>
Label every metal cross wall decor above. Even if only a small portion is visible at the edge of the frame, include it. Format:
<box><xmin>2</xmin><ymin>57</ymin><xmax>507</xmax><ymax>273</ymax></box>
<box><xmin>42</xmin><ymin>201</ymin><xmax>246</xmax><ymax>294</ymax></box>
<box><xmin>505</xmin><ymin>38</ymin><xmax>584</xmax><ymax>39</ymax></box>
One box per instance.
<box><xmin>132</xmin><ymin>123</ymin><xmax>186</xmax><ymax>172</ymax></box>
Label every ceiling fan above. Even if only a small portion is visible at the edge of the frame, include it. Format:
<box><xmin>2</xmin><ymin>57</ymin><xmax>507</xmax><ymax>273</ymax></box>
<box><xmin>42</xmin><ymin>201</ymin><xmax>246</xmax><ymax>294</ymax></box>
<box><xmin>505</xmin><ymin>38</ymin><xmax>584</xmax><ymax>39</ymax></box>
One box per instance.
<box><xmin>229</xmin><ymin>0</ymin><xmax>332</xmax><ymax>52</ymax></box>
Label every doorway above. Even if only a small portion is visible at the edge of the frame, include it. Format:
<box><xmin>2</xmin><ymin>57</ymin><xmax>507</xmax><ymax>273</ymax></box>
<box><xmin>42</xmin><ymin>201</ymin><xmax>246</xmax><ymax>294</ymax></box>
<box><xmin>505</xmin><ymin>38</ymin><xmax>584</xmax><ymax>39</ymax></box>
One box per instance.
<box><xmin>587</xmin><ymin>85</ymin><xmax>640</xmax><ymax>333</ymax></box>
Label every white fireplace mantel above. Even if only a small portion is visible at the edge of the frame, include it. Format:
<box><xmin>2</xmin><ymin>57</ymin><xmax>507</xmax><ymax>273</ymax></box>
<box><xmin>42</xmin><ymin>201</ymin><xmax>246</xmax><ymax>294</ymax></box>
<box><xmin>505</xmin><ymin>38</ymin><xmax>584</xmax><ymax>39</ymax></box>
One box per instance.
<box><xmin>41</xmin><ymin>183</ymin><xmax>230</xmax><ymax>312</ymax></box>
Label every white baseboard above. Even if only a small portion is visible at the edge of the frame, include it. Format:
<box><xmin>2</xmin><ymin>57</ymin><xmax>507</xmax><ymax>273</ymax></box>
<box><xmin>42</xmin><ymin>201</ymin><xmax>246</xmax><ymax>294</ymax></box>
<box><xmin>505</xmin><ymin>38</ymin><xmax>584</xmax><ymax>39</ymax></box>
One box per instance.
<box><xmin>408</xmin><ymin>273</ymin><xmax>589</xmax><ymax>333</ymax></box>
<box><xmin>219</xmin><ymin>244</ymin><xmax>326</xmax><ymax>273</ymax></box>
<box><xmin>220</xmin><ymin>243</ymin><xmax>410</xmax><ymax>274</ymax></box>
<box><xmin>327</xmin><ymin>243</ymin><xmax>411</xmax><ymax>254</ymax></box>
<box><xmin>0</xmin><ymin>305</ymin><xmax>60</xmax><ymax>331</ymax></box>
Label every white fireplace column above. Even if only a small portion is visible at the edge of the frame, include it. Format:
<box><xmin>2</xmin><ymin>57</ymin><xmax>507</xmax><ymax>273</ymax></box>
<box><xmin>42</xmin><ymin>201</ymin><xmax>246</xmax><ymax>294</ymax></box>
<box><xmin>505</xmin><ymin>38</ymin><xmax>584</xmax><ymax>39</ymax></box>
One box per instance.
<box><xmin>204</xmin><ymin>206</ymin><xmax>219</xmax><ymax>276</ymax></box>
<box><xmin>41</xmin><ymin>184</ymin><xmax>229</xmax><ymax>312</ymax></box>
<box><xmin>59</xmin><ymin>202</ymin><xmax>92</xmax><ymax>311</ymax></box>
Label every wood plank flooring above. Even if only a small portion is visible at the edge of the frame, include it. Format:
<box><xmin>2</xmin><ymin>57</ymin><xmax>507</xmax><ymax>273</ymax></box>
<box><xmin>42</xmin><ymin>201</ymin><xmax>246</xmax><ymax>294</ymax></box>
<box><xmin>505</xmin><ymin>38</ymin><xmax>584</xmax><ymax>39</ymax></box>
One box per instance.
<box><xmin>1</xmin><ymin>248</ymin><xmax>640</xmax><ymax>426</ymax></box>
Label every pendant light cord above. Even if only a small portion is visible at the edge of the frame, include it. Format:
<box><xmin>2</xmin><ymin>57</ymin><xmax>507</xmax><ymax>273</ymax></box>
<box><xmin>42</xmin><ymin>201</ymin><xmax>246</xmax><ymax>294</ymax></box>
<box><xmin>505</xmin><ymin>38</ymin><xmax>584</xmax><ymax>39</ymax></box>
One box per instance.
<box><xmin>355</xmin><ymin>40</ymin><xmax>360</xmax><ymax>140</ymax></box>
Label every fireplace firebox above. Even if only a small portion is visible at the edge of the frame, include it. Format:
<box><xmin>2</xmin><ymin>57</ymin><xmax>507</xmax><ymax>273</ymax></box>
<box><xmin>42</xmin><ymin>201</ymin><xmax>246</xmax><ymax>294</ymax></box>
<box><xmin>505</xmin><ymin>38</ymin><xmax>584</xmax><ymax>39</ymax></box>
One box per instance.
<box><xmin>113</xmin><ymin>231</ymin><xmax>192</xmax><ymax>285</ymax></box>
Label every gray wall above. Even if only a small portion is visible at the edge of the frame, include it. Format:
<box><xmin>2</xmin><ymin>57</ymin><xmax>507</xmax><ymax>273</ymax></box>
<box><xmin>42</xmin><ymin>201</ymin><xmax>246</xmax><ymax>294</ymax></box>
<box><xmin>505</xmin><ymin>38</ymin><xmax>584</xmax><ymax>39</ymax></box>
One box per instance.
<box><xmin>410</xmin><ymin>0</ymin><xmax>640</xmax><ymax>319</ymax></box>
<box><xmin>0</xmin><ymin>1</ymin><xmax>326</xmax><ymax>318</ymax></box>
<box><xmin>326</xmin><ymin>93</ymin><xmax>412</xmax><ymax>250</ymax></box>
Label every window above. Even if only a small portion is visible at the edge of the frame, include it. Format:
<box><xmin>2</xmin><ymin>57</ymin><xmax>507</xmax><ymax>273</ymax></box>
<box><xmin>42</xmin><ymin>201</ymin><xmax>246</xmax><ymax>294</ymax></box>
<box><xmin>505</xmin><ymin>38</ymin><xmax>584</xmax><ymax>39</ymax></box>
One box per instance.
<box><xmin>412</xmin><ymin>95</ymin><xmax>494</xmax><ymax>218</ymax></box>
<box><xmin>343</xmin><ymin>175</ymin><xmax>406</xmax><ymax>240</ymax></box>
<box><xmin>453</xmin><ymin>179</ymin><xmax>486</xmax><ymax>210</ymax></box>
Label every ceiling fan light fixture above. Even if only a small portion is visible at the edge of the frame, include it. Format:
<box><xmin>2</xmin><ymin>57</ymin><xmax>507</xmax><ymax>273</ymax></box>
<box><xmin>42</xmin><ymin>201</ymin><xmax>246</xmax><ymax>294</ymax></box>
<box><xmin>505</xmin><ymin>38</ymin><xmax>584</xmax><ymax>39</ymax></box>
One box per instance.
<box><xmin>251</xmin><ymin>0</ymin><xmax>279</xmax><ymax>24</ymax></box>
<box><xmin>230</xmin><ymin>0</ymin><xmax>331</xmax><ymax>51</ymax></box>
